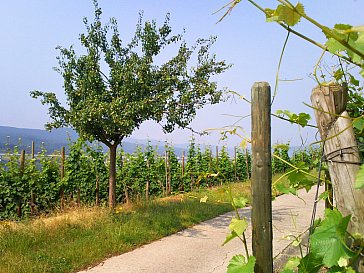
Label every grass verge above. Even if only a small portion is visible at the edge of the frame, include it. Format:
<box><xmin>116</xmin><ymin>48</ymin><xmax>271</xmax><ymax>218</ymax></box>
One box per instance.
<box><xmin>0</xmin><ymin>182</ymin><xmax>251</xmax><ymax>273</ymax></box>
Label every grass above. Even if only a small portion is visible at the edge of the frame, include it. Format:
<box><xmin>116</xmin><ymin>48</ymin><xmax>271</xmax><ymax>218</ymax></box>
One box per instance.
<box><xmin>0</xmin><ymin>182</ymin><xmax>251</xmax><ymax>273</ymax></box>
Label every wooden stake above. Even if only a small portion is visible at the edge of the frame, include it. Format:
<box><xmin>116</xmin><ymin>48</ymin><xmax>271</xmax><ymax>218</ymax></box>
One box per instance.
<box><xmin>181</xmin><ymin>151</ymin><xmax>185</xmax><ymax>191</ymax></box>
<box><xmin>165</xmin><ymin>151</ymin><xmax>168</xmax><ymax>196</ymax></box>
<box><xmin>146</xmin><ymin>159</ymin><xmax>150</xmax><ymax>201</ymax></box>
<box><xmin>251</xmin><ymin>82</ymin><xmax>273</xmax><ymax>273</ymax></box>
<box><xmin>31</xmin><ymin>141</ymin><xmax>35</xmax><ymax>215</ymax></box>
<box><xmin>18</xmin><ymin>150</ymin><xmax>26</xmax><ymax>218</ymax></box>
<box><xmin>60</xmin><ymin>146</ymin><xmax>65</xmax><ymax>210</ymax></box>
<box><xmin>234</xmin><ymin>146</ymin><xmax>237</xmax><ymax>181</ymax></box>
<box><xmin>311</xmin><ymin>84</ymin><xmax>364</xmax><ymax>235</ymax></box>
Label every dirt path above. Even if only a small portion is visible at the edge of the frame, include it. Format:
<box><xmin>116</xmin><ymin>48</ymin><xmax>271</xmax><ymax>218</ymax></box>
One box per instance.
<box><xmin>79</xmin><ymin>188</ymin><xmax>324</xmax><ymax>273</ymax></box>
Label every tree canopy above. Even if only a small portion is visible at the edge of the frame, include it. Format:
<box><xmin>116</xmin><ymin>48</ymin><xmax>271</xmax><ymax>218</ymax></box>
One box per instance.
<box><xmin>31</xmin><ymin>1</ymin><xmax>230</xmax><ymax>207</ymax></box>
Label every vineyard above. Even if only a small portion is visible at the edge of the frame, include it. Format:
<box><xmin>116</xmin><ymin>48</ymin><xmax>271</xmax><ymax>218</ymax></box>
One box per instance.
<box><xmin>0</xmin><ymin>138</ymin><xmax>319</xmax><ymax>220</ymax></box>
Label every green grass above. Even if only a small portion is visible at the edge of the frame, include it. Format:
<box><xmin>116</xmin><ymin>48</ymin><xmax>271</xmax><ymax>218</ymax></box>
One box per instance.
<box><xmin>0</xmin><ymin>182</ymin><xmax>251</xmax><ymax>273</ymax></box>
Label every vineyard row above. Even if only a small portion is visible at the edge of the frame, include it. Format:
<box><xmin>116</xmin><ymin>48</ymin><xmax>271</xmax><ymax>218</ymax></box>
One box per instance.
<box><xmin>0</xmin><ymin>139</ymin><xmax>319</xmax><ymax>219</ymax></box>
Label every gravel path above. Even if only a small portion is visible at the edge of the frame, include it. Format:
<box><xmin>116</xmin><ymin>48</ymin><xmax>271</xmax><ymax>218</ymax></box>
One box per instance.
<box><xmin>79</xmin><ymin>188</ymin><xmax>324</xmax><ymax>273</ymax></box>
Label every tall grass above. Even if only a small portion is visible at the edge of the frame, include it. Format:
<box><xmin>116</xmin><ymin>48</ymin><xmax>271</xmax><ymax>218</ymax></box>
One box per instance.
<box><xmin>0</xmin><ymin>182</ymin><xmax>251</xmax><ymax>273</ymax></box>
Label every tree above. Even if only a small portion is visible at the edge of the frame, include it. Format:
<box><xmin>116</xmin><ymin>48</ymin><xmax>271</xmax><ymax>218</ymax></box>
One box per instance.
<box><xmin>31</xmin><ymin>1</ymin><xmax>230</xmax><ymax>208</ymax></box>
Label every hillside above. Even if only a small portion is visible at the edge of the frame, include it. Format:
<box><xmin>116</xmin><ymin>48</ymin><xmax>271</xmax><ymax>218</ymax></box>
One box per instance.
<box><xmin>0</xmin><ymin>126</ymin><xmax>186</xmax><ymax>155</ymax></box>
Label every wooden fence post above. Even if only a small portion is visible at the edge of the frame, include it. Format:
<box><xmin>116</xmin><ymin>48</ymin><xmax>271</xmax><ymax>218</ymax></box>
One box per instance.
<box><xmin>60</xmin><ymin>146</ymin><xmax>65</xmax><ymax>210</ymax></box>
<box><xmin>30</xmin><ymin>141</ymin><xmax>36</xmax><ymax>215</ymax></box>
<box><xmin>234</xmin><ymin>146</ymin><xmax>237</xmax><ymax>181</ymax></box>
<box><xmin>311</xmin><ymin>84</ymin><xmax>364</xmax><ymax>235</ymax></box>
<box><xmin>181</xmin><ymin>151</ymin><xmax>185</xmax><ymax>191</ymax></box>
<box><xmin>18</xmin><ymin>150</ymin><xmax>26</xmax><ymax>218</ymax></box>
<box><xmin>165</xmin><ymin>151</ymin><xmax>168</xmax><ymax>196</ymax></box>
<box><xmin>251</xmin><ymin>82</ymin><xmax>273</xmax><ymax>273</ymax></box>
<box><xmin>146</xmin><ymin>159</ymin><xmax>150</xmax><ymax>202</ymax></box>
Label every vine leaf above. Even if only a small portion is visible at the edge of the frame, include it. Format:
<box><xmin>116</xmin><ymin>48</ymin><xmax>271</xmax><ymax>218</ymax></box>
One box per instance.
<box><xmin>227</xmin><ymin>255</ymin><xmax>255</xmax><ymax>273</ymax></box>
<box><xmin>283</xmin><ymin>256</ymin><xmax>300</xmax><ymax>271</ymax></box>
<box><xmin>355</xmin><ymin>164</ymin><xmax>364</xmax><ymax>189</ymax></box>
<box><xmin>222</xmin><ymin>218</ymin><xmax>248</xmax><ymax>246</ymax></box>
<box><xmin>276</xmin><ymin>110</ymin><xmax>311</xmax><ymax>127</ymax></box>
<box><xmin>310</xmin><ymin>208</ymin><xmax>355</xmax><ymax>267</ymax></box>
<box><xmin>232</xmin><ymin>197</ymin><xmax>248</xmax><ymax>208</ymax></box>
<box><xmin>229</xmin><ymin>218</ymin><xmax>248</xmax><ymax>236</ymax></box>
<box><xmin>265</xmin><ymin>3</ymin><xmax>305</xmax><ymax>27</ymax></box>
<box><xmin>353</xmin><ymin>116</ymin><xmax>364</xmax><ymax>135</ymax></box>
<box><xmin>276</xmin><ymin>182</ymin><xmax>297</xmax><ymax>195</ymax></box>
<box><xmin>297</xmin><ymin>252</ymin><xmax>323</xmax><ymax>273</ymax></box>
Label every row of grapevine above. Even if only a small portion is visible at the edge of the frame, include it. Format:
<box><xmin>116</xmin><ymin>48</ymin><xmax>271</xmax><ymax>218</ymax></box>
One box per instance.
<box><xmin>0</xmin><ymin>139</ymin><xmax>319</xmax><ymax>219</ymax></box>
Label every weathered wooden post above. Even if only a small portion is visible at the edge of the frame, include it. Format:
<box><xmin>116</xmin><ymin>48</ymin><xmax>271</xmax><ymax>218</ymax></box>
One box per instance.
<box><xmin>234</xmin><ymin>146</ymin><xmax>237</xmax><ymax>181</ymax></box>
<box><xmin>251</xmin><ymin>82</ymin><xmax>273</xmax><ymax>273</ymax></box>
<box><xmin>311</xmin><ymin>84</ymin><xmax>364</xmax><ymax>235</ymax></box>
<box><xmin>165</xmin><ymin>151</ymin><xmax>168</xmax><ymax>196</ymax></box>
<box><xmin>60</xmin><ymin>146</ymin><xmax>65</xmax><ymax>210</ymax></box>
<box><xmin>181</xmin><ymin>151</ymin><xmax>185</xmax><ymax>191</ymax></box>
<box><xmin>146</xmin><ymin>159</ymin><xmax>150</xmax><ymax>202</ymax></box>
<box><xmin>30</xmin><ymin>141</ymin><xmax>36</xmax><ymax>215</ymax></box>
<box><xmin>18</xmin><ymin>149</ymin><xmax>26</xmax><ymax>218</ymax></box>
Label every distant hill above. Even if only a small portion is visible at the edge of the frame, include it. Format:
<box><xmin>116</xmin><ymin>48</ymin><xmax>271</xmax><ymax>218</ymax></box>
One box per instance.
<box><xmin>0</xmin><ymin>126</ymin><xmax>187</xmax><ymax>156</ymax></box>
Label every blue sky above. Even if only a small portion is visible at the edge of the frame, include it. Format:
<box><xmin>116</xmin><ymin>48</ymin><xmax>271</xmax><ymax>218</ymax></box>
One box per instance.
<box><xmin>1</xmin><ymin>1</ymin><xmax>363</xmax><ymax>147</ymax></box>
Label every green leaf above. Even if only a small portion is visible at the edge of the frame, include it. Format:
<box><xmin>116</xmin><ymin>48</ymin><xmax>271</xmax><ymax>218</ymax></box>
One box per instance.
<box><xmin>360</xmin><ymin>69</ymin><xmax>364</xmax><ymax>78</ymax></box>
<box><xmin>276</xmin><ymin>182</ymin><xmax>297</xmax><ymax>195</ymax></box>
<box><xmin>355</xmin><ymin>164</ymin><xmax>364</xmax><ymax>189</ymax></box>
<box><xmin>276</xmin><ymin>3</ymin><xmax>305</xmax><ymax>27</ymax></box>
<box><xmin>223</xmin><ymin>218</ymin><xmax>249</xmax><ymax>246</ymax></box>
<box><xmin>229</xmin><ymin>218</ymin><xmax>248</xmax><ymax>236</ymax></box>
<box><xmin>298</xmin><ymin>252</ymin><xmax>323</xmax><ymax>273</ymax></box>
<box><xmin>265</xmin><ymin>8</ymin><xmax>279</xmax><ymax>22</ymax></box>
<box><xmin>222</xmin><ymin>231</ymin><xmax>238</xmax><ymax>246</ymax></box>
<box><xmin>344</xmin><ymin>25</ymin><xmax>364</xmax><ymax>33</ymax></box>
<box><xmin>310</xmin><ymin>209</ymin><xmax>355</xmax><ymax>267</ymax></box>
<box><xmin>284</xmin><ymin>256</ymin><xmax>300</xmax><ymax>270</ymax></box>
<box><xmin>353</xmin><ymin>116</ymin><xmax>364</xmax><ymax>134</ymax></box>
<box><xmin>227</xmin><ymin>255</ymin><xmax>255</xmax><ymax>273</ymax></box>
<box><xmin>318</xmin><ymin>190</ymin><xmax>329</xmax><ymax>200</ymax></box>
<box><xmin>326</xmin><ymin>38</ymin><xmax>347</xmax><ymax>54</ymax></box>
<box><xmin>232</xmin><ymin>197</ymin><xmax>248</xmax><ymax>208</ymax></box>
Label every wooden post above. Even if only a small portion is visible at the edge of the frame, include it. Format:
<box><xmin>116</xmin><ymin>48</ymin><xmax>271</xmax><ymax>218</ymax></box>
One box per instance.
<box><xmin>311</xmin><ymin>84</ymin><xmax>364</xmax><ymax>235</ymax></box>
<box><xmin>18</xmin><ymin>150</ymin><xmax>26</xmax><ymax>218</ymax></box>
<box><xmin>165</xmin><ymin>151</ymin><xmax>168</xmax><ymax>196</ymax></box>
<box><xmin>181</xmin><ymin>151</ymin><xmax>185</xmax><ymax>191</ymax></box>
<box><xmin>60</xmin><ymin>146</ymin><xmax>65</xmax><ymax>210</ymax></box>
<box><xmin>234</xmin><ymin>146</ymin><xmax>237</xmax><ymax>181</ymax></box>
<box><xmin>146</xmin><ymin>159</ymin><xmax>150</xmax><ymax>202</ymax></box>
<box><xmin>30</xmin><ymin>141</ymin><xmax>35</xmax><ymax>215</ymax></box>
<box><xmin>251</xmin><ymin>82</ymin><xmax>273</xmax><ymax>273</ymax></box>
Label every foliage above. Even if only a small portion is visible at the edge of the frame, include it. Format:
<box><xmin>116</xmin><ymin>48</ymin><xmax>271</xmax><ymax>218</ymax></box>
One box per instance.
<box><xmin>217</xmin><ymin>1</ymin><xmax>364</xmax><ymax>272</ymax></box>
<box><xmin>30</xmin><ymin>0</ymin><xmax>230</xmax><ymax>207</ymax></box>
<box><xmin>1</xmin><ymin>137</ymin><xmax>323</xmax><ymax>219</ymax></box>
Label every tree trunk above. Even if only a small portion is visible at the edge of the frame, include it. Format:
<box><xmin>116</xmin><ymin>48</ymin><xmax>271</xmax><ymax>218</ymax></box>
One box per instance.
<box><xmin>108</xmin><ymin>143</ymin><xmax>118</xmax><ymax>208</ymax></box>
